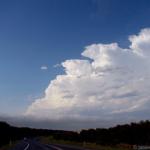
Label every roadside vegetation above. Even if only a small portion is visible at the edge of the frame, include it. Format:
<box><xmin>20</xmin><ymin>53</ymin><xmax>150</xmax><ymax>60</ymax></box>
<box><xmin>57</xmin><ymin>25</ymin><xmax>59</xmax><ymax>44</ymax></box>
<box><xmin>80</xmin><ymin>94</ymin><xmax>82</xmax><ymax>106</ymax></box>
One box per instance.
<box><xmin>40</xmin><ymin>136</ymin><xmax>132</xmax><ymax>150</ymax></box>
<box><xmin>0</xmin><ymin>142</ymin><xmax>17</xmax><ymax>150</ymax></box>
<box><xmin>1</xmin><ymin>120</ymin><xmax>150</xmax><ymax>149</ymax></box>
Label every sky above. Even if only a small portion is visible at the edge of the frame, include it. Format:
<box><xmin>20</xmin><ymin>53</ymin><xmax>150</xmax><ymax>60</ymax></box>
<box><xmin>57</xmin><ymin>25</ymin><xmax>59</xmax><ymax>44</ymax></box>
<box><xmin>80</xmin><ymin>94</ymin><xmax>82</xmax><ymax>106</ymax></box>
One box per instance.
<box><xmin>1</xmin><ymin>0</ymin><xmax>150</xmax><ymax>130</ymax></box>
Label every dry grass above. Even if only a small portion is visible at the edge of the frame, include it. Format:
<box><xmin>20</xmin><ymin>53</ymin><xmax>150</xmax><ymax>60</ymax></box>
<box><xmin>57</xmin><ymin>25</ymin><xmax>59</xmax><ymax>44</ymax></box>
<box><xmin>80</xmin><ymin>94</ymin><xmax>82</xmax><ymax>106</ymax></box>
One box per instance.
<box><xmin>0</xmin><ymin>141</ymin><xmax>18</xmax><ymax>150</ymax></box>
<box><xmin>40</xmin><ymin>136</ymin><xmax>132</xmax><ymax>150</ymax></box>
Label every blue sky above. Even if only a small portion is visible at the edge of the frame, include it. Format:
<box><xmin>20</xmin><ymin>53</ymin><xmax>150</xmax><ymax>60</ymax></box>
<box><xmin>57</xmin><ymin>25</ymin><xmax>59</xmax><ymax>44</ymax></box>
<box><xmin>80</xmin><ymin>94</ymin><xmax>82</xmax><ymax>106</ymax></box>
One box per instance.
<box><xmin>1</xmin><ymin>0</ymin><xmax>150</xmax><ymax>128</ymax></box>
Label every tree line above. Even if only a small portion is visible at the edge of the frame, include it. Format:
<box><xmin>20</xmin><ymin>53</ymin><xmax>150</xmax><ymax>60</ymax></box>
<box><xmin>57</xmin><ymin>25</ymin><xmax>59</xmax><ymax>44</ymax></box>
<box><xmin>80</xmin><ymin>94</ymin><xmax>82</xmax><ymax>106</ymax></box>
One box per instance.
<box><xmin>79</xmin><ymin>120</ymin><xmax>150</xmax><ymax>145</ymax></box>
<box><xmin>0</xmin><ymin>120</ymin><xmax>150</xmax><ymax>147</ymax></box>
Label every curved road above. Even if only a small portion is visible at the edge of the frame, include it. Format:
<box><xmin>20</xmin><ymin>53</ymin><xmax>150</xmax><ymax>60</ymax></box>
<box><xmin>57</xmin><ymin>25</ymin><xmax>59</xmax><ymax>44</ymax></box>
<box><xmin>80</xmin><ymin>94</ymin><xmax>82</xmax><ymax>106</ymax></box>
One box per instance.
<box><xmin>10</xmin><ymin>139</ymin><xmax>88</xmax><ymax>150</ymax></box>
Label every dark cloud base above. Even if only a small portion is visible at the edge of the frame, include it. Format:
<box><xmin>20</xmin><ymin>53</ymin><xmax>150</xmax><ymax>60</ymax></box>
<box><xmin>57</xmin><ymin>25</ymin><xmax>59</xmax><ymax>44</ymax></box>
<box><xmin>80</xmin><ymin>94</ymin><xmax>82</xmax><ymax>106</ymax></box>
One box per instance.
<box><xmin>0</xmin><ymin>113</ymin><xmax>150</xmax><ymax>131</ymax></box>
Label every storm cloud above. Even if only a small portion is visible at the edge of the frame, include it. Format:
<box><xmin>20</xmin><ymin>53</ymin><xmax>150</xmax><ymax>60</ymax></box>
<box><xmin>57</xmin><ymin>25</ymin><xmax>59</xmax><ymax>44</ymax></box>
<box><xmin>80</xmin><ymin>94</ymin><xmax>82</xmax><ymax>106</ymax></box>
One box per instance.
<box><xmin>25</xmin><ymin>28</ymin><xmax>150</xmax><ymax>127</ymax></box>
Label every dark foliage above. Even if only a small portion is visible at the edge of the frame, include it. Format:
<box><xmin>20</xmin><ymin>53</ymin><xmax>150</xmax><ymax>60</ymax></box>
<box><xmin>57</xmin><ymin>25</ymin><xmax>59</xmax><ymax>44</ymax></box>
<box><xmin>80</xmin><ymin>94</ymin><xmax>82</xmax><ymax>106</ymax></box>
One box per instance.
<box><xmin>0</xmin><ymin>121</ymin><xmax>78</xmax><ymax>147</ymax></box>
<box><xmin>0</xmin><ymin>120</ymin><xmax>150</xmax><ymax>147</ymax></box>
<box><xmin>80</xmin><ymin>120</ymin><xmax>150</xmax><ymax>145</ymax></box>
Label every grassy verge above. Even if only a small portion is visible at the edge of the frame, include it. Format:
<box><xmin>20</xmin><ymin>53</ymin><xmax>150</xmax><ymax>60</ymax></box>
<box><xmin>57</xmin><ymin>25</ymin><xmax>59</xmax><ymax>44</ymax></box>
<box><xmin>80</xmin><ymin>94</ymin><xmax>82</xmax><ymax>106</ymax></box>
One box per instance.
<box><xmin>0</xmin><ymin>141</ymin><xmax>18</xmax><ymax>150</ymax></box>
<box><xmin>40</xmin><ymin>136</ymin><xmax>132</xmax><ymax>150</ymax></box>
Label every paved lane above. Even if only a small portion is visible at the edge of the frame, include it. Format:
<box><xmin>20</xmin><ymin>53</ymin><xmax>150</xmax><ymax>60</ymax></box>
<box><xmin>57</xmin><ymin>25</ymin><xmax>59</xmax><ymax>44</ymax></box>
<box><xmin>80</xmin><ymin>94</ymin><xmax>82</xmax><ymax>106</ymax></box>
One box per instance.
<box><xmin>10</xmin><ymin>140</ymin><xmax>29</xmax><ymax>150</ymax></box>
<box><xmin>46</xmin><ymin>144</ymin><xmax>89</xmax><ymax>150</ymax></box>
<box><xmin>10</xmin><ymin>139</ymin><xmax>88</xmax><ymax>150</ymax></box>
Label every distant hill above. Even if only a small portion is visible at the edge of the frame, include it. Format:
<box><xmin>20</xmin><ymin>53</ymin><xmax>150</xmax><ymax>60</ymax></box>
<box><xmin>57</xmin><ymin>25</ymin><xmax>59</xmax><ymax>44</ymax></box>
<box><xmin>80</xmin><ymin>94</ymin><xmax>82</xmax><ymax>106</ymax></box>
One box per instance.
<box><xmin>0</xmin><ymin>120</ymin><xmax>150</xmax><ymax>147</ymax></box>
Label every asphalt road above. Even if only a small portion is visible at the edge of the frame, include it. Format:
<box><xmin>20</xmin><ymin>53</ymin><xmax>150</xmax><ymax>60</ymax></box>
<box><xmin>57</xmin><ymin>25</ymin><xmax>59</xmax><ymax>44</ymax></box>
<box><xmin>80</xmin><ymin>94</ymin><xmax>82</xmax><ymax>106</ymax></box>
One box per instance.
<box><xmin>10</xmin><ymin>139</ymin><xmax>88</xmax><ymax>150</ymax></box>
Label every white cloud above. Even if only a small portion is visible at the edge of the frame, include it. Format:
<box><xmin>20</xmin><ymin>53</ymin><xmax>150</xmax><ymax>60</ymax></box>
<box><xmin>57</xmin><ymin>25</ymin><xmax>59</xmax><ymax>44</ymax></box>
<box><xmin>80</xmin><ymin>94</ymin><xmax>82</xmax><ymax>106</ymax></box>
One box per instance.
<box><xmin>26</xmin><ymin>28</ymin><xmax>150</xmax><ymax>125</ymax></box>
<box><xmin>53</xmin><ymin>63</ymin><xmax>61</xmax><ymax>68</ymax></box>
<box><xmin>129</xmin><ymin>28</ymin><xmax>150</xmax><ymax>57</ymax></box>
<box><xmin>40</xmin><ymin>65</ymin><xmax>48</xmax><ymax>70</ymax></box>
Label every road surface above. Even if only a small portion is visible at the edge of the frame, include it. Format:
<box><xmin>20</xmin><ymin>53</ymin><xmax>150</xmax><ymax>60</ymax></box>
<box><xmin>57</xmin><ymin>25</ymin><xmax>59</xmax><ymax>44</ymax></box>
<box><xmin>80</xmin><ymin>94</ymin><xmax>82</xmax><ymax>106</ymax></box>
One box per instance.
<box><xmin>10</xmin><ymin>139</ymin><xmax>89</xmax><ymax>150</ymax></box>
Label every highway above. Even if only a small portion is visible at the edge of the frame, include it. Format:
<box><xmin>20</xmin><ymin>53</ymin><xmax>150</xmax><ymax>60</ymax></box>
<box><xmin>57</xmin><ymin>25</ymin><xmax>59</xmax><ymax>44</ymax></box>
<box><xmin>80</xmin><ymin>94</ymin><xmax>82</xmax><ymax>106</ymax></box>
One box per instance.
<box><xmin>10</xmin><ymin>139</ymin><xmax>88</xmax><ymax>150</ymax></box>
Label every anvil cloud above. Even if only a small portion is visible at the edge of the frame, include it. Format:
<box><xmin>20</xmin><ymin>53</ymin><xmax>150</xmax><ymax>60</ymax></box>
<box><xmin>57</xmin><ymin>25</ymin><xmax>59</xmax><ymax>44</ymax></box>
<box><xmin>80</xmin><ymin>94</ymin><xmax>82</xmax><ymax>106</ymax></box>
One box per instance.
<box><xmin>26</xmin><ymin>28</ymin><xmax>150</xmax><ymax>122</ymax></box>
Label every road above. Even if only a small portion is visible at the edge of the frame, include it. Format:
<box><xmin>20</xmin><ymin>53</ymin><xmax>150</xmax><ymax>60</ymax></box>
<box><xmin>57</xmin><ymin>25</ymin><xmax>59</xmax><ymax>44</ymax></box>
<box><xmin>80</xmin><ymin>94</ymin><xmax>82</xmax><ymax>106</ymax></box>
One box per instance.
<box><xmin>10</xmin><ymin>139</ymin><xmax>89</xmax><ymax>150</ymax></box>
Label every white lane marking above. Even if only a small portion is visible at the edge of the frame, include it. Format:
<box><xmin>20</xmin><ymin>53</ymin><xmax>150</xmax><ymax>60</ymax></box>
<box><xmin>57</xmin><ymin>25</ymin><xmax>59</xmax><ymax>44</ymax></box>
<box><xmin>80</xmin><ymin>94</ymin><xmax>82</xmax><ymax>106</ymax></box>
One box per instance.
<box><xmin>24</xmin><ymin>143</ymin><xmax>30</xmax><ymax>150</ymax></box>
<box><xmin>48</xmin><ymin>145</ymin><xmax>63</xmax><ymax>150</ymax></box>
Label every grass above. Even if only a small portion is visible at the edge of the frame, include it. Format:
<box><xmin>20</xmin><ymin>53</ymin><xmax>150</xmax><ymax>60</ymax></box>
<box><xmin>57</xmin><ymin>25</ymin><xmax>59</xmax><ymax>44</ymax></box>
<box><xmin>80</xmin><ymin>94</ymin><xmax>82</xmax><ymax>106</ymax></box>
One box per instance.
<box><xmin>0</xmin><ymin>141</ymin><xmax>18</xmax><ymax>150</ymax></box>
<box><xmin>40</xmin><ymin>136</ymin><xmax>132</xmax><ymax>150</ymax></box>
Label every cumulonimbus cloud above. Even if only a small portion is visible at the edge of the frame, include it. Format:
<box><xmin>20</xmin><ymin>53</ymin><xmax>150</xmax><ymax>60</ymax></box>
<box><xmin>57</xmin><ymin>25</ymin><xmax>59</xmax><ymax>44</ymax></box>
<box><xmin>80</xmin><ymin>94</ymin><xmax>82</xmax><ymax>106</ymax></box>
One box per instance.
<box><xmin>25</xmin><ymin>28</ymin><xmax>150</xmax><ymax>122</ymax></box>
